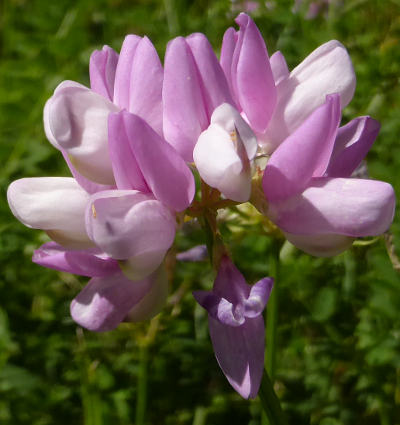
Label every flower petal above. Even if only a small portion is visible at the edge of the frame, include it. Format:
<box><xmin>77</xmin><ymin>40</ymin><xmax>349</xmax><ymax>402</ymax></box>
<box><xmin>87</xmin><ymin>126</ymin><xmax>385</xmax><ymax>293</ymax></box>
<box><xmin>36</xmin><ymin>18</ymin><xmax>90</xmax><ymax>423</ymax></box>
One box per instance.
<box><xmin>70</xmin><ymin>272</ymin><xmax>153</xmax><ymax>332</ymax></box>
<box><xmin>209</xmin><ymin>315</ymin><xmax>265</xmax><ymax>399</ymax></box>
<box><xmin>186</xmin><ymin>32</ymin><xmax>234</xmax><ymax>117</ymax></box>
<box><xmin>108</xmin><ymin>112</ymin><xmax>149</xmax><ymax>192</ymax></box>
<box><xmin>244</xmin><ymin>277</ymin><xmax>274</xmax><ymax>318</ymax></box>
<box><xmin>118</xmin><ymin>249</ymin><xmax>169</xmax><ymax>281</ymax></box>
<box><xmin>213</xmin><ymin>256</ymin><xmax>250</xmax><ymax>304</ymax></box>
<box><xmin>220</xmin><ymin>26</ymin><xmax>238</xmax><ymax>97</ymax></box>
<box><xmin>194</xmin><ymin>123</ymin><xmax>252</xmax><ymax>202</ymax></box>
<box><xmin>270</xmin><ymin>51</ymin><xmax>289</xmax><ymax>85</ymax></box>
<box><xmin>193</xmin><ymin>291</ymin><xmax>245</xmax><ymax>326</ymax></box>
<box><xmin>269</xmin><ymin>177</ymin><xmax>396</xmax><ymax>237</ymax></box>
<box><xmin>232</xmin><ymin>13</ymin><xmax>276</xmax><ymax>133</ymax></box>
<box><xmin>125</xmin><ymin>266</ymin><xmax>169</xmax><ymax>321</ymax></box>
<box><xmin>283</xmin><ymin>232</ymin><xmax>354</xmax><ymax>257</ymax></box>
<box><xmin>263</xmin><ymin>94</ymin><xmax>341</xmax><ymax>202</ymax></box>
<box><xmin>262</xmin><ymin>40</ymin><xmax>356</xmax><ymax>151</ymax></box>
<box><xmin>176</xmin><ymin>245</ymin><xmax>208</xmax><ymax>262</ymax></box>
<box><xmin>326</xmin><ymin>116</ymin><xmax>380</xmax><ymax>178</ymax></box>
<box><xmin>113</xmin><ymin>34</ymin><xmax>141</xmax><ymax>109</ymax></box>
<box><xmin>128</xmin><ymin>36</ymin><xmax>164</xmax><ymax>136</ymax></box>
<box><xmin>7</xmin><ymin>177</ymin><xmax>92</xmax><ymax>248</ymax></box>
<box><xmin>85</xmin><ymin>190</ymin><xmax>176</xmax><ymax>261</ymax></box>
<box><xmin>89</xmin><ymin>45</ymin><xmax>119</xmax><ymax>101</ymax></box>
<box><xmin>32</xmin><ymin>242</ymin><xmax>119</xmax><ymax>277</ymax></box>
<box><xmin>119</xmin><ymin>111</ymin><xmax>195</xmax><ymax>211</ymax></box>
<box><xmin>61</xmin><ymin>150</ymin><xmax>115</xmax><ymax>194</ymax></box>
<box><xmin>45</xmin><ymin>85</ymin><xmax>119</xmax><ymax>184</ymax></box>
<box><xmin>163</xmin><ymin>36</ymin><xmax>209</xmax><ymax>162</ymax></box>
<box><xmin>193</xmin><ymin>103</ymin><xmax>257</xmax><ymax>202</ymax></box>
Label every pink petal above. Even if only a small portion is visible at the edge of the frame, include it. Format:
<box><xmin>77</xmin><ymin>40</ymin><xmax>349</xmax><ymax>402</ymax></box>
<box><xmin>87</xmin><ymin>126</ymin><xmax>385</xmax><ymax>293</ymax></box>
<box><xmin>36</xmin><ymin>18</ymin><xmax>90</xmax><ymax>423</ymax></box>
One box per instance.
<box><xmin>270</xmin><ymin>51</ymin><xmax>289</xmax><ymax>85</ymax></box>
<box><xmin>269</xmin><ymin>177</ymin><xmax>396</xmax><ymax>237</ymax></box>
<box><xmin>120</xmin><ymin>111</ymin><xmax>195</xmax><ymax>211</ymax></box>
<box><xmin>108</xmin><ymin>112</ymin><xmax>149</xmax><ymax>192</ymax></box>
<box><xmin>263</xmin><ymin>94</ymin><xmax>341</xmax><ymax>202</ymax></box>
<box><xmin>163</xmin><ymin>36</ymin><xmax>209</xmax><ymax>162</ymax></box>
<box><xmin>326</xmin><ymin>116</ymin><xmax>380</xmax><ymax>178</ymax></box>
<box><xmin>128</xmin><ymin>36</ymin><xmax>164</xmax><ymax>136</ymax></box>
<box><xmin>70</xmin><ymin>272</ymin><xmax>153</xmax><ymax>332</ymax></box>
<box><xmin>113</xmin><ymin>34</ymin><xmax>141</xmax><ymax>109</ymax></box>
<box><xmin>232</xmin><ymin>13</ymin><xmax>277</xmax><ymax>133</ymax></box>
<box><xmin>89</xmin><ymin>45</ymin><xmax>119</xmax><ymax>101</ymax></box>
<box><xmin>220</xmin><ymin>27</ymin><xmax>238</xmax><ymax>98</ymax></box>
<box><xmin>33</xmin><ymin>242</ymin><xmax>119</xmax><ymax>277</ymax></box>
<box><xmin>209</xmin><ymin>316</ymin><xmax>265</xmax><ymax>399</ymax></box>
<box><xmin>86</xmin><ymin>190</ymin><xmax>176</xmax><ymax>261</ymax></box>
<box><xmin>186</xmin><ymin>33</ymin><xmax>234</xmax><ymax>117</ymax></box>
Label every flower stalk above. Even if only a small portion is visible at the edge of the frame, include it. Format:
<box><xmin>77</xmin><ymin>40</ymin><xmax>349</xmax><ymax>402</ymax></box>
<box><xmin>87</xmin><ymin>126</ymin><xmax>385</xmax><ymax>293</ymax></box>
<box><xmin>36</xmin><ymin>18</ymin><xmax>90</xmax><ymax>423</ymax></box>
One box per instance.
<box><xmin>259</xmin><ymin>369</ymin><xmax>288</xmax><ymax>425</ymax></box>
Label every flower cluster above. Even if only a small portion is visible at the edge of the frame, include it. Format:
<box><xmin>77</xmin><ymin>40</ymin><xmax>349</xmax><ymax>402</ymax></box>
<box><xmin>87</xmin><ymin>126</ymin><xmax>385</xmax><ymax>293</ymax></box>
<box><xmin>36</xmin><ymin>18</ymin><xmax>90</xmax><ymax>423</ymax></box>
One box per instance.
<box><xmin>7</xmin><ymin>13</ymin><xmax>395</xmax><ymax>399</ymax></box>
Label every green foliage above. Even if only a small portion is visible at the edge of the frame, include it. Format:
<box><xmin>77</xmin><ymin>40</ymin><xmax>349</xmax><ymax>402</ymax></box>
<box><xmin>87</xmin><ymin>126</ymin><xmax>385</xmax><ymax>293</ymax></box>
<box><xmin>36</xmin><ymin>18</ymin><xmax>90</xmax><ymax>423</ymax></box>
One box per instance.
<box><xmin>1</xmin><ymin>0</ymin><xmax>400</xmax><ymax>423</ymax></box>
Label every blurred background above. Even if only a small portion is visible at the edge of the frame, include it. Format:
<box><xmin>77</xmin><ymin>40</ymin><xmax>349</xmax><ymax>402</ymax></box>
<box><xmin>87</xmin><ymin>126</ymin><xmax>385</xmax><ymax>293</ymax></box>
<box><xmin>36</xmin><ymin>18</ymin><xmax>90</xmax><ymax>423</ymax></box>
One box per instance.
<box><xmin>0</xmin><ymin>0</ymin><xmax>400</xmax><ymax>423</ymax></box>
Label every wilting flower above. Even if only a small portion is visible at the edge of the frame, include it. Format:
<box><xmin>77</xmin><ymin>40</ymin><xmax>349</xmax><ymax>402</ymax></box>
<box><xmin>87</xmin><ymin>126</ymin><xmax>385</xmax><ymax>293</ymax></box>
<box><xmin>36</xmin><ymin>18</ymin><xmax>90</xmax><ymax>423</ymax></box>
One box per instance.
<box><xmin>261</xmin><ymin>94</ymin><xmax>396</xmax><ymax>256</ymax></box>
<box><xmin>194</xmin><ymin>256</ymin><xmax>273</xmax><ymax>399</ymax></box>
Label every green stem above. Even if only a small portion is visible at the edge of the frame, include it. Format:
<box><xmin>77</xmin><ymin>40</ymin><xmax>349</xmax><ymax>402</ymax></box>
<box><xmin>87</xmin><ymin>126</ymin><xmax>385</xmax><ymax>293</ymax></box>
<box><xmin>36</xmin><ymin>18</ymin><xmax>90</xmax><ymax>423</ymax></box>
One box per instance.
<box><xmin>135</xmin><ymin>344</ymin><xmax>149</xmax><ymax>425</ymax></box>
<box><xmin>266</xmin><ymin>241</ymin><xmax>280</xmax><ymax>380</ymax></box>
<box><xmin>259</xmin><ymin>370</ymin><xmax>288</xmax><ymax>425</ymax></box>
<box><xmin>262</xmin><ymin>241</ymin><xmax>280</xmax><ymax>425</ymax></box>
<box><xmin>163</xmin><ymin>0</ymin><xmax>179</xmax><ymax>36</ymax></box>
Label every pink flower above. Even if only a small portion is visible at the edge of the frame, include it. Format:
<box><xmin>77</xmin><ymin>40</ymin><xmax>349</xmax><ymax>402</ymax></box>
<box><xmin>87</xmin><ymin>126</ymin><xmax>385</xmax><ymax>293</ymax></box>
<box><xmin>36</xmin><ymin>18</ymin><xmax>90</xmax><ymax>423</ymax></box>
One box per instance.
<box><xmin>7</xmin><ymin>35</ymin><xmax>195</xmax><ymax>331</ymax></box>
<box><xmin>262</xmin><ymin>95</ymin><xmax>396</xmax><ymax>256</ymax></box>
<box><xmin>221</xmin><ymin>14</ymin><xmax>356</xmax><ymax>153</ymax></box>
<box><xmin>44</xmin><ymin>35</ymin><xmax>164</xmax><ymax>186</ymax></box>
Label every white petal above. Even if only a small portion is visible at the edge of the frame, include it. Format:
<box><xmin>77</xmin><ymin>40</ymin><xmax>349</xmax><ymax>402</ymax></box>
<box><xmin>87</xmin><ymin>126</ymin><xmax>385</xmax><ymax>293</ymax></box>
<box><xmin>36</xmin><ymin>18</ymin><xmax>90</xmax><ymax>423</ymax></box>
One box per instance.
<box><xmin>45</xmin><ymin>85</ymin><xmax>119</xmax><ymax>184</ymax></box>
<box><xmin>262</xmin><ymin>41</ymin><xmax>356</xmax><ymax>152</ymax></box>
<box><xmin>211</xmin><ymin>103</ymin><xmax>258</xmax><ymax>160</ymax></box>
<box><xmin>7</xmin><ymin>177</ymin><xmax>92</xmax><ymax>248</ymax></box>
<box><xmin>194</xmin><ymin>125</ymin><xmax>252</xmax><ymax>202</ymax></box>
<box><xmin>193</xmin><ymin>103</ymin><xmax>257</xmax><ymax>202</ymax></box>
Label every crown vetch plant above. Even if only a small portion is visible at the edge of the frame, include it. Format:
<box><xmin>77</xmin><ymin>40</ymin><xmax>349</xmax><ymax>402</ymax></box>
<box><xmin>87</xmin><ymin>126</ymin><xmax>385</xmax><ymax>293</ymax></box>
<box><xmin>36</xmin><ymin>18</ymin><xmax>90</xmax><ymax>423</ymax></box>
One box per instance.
<box><xmin>7</xmin><ymin>12</ymin><xmax>395</xmax><ymax>416</ymax></box>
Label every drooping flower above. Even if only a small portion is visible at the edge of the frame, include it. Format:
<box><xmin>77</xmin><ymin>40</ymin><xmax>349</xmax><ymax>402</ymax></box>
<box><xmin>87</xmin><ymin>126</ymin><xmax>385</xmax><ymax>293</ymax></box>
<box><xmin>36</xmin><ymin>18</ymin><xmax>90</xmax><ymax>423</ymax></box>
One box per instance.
<box><xmin>261</xmin><ymin>94</ymin><xmax>396</xmax><ymax>256</ymax></box>
<box><xmin>194</xmin><ymin>256</ymin><xmax>273</xmax><ymax>399</ymax></box>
